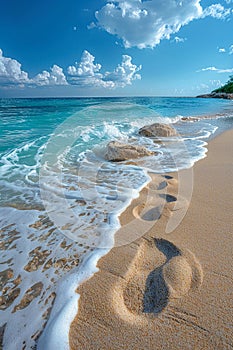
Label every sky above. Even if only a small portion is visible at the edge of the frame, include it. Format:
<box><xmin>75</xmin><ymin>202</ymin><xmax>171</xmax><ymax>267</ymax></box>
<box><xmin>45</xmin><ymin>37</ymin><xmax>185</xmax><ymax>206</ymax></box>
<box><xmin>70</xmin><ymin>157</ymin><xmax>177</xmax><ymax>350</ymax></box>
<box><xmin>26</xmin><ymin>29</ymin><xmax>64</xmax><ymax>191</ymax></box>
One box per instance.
<box><xmin>0</xmin><ymin>0</ymin><xmax>233</xmax><ymax>97</ymax></box>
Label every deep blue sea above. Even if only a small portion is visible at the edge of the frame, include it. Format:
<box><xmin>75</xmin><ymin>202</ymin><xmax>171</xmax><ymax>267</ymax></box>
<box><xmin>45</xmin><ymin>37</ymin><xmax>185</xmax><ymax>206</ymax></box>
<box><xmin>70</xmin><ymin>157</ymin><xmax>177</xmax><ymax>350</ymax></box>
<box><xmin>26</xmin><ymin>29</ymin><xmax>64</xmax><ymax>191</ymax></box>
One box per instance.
<box><xmin>0</xmin><ymin>97</ymin><xmax>233</xmax><ymax>349</ymax></box>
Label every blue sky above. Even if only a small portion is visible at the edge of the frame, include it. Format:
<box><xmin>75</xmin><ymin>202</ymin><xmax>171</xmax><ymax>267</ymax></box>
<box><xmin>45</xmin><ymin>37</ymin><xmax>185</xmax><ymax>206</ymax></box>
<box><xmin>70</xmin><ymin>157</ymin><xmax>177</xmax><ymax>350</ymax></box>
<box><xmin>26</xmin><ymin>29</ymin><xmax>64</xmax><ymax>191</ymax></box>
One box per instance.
<box><xmin>0</xmin><ymin>0</ymin><xmax>232</xmax><ymax>97</ymax></box>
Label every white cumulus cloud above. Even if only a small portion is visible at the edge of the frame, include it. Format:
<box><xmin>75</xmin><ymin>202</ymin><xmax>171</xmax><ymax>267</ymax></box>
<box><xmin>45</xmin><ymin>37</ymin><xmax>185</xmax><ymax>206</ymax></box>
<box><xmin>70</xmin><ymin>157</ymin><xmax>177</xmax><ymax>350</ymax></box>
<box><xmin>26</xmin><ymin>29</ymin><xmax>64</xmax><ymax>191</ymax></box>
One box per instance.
<box><xmin>67</xmin><ymin>50</ymin><xmax>141</xmax><ymax>88</ymax></box>
<box><xmin>0</xmin><ymin>49</ymin><xmax>30</xmax><ymax>85</ymax></box>
<box><xmin>202</xmin><ymin>4</ymin><xmax>231</xmax><ymax>19</ymax></box>
<box><xmin>68</xmin><ymin>50</ymin><xmax>102</xmax><ymax>77</ymax></box>
<box><xmin>229</xmin><ymin>45</ymin><xmax>233</xmax><ymax>54</ymax></box>
<box><xmin>67</xmin><ymin>50</ymin><xmax>113</xmax><ymax>88</ymax></box>
<box><xmin>0</xmin><ymin>49</ymin><xmax>68</xmax><ymax>87</ymax></box>
<box><xmin>33</xmin><ymin>65</ymin><xmax>68</xmax><ymax>86</ymax></box>
<box><xmin>95</xmin><ymin>0</ymin><xmax>231</xmax><ymax>49</ymax></box>
<box><xmin>218</xmin><ymin>48</ymin><xmax>226</xmax><ymax>52</ymax></box>
<box><xmin>103</xmin><ymin>55</ymin><xmax>141</xmax><ymax>87</ymax></box>
<box><xmin>0</xmin><ymin>49</ymin><xmax>141</xmax><ymax>90</ymax></box>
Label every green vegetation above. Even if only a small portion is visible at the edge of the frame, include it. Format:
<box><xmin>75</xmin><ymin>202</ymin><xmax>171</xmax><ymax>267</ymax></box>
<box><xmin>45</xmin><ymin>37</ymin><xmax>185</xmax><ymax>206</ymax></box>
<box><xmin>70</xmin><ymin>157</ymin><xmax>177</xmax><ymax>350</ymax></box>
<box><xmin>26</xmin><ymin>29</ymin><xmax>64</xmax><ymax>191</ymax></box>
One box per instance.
<box><xmin>213</xmin><ymin>75</ymin><xmax>233</xmax><ymax>93</ymax></box>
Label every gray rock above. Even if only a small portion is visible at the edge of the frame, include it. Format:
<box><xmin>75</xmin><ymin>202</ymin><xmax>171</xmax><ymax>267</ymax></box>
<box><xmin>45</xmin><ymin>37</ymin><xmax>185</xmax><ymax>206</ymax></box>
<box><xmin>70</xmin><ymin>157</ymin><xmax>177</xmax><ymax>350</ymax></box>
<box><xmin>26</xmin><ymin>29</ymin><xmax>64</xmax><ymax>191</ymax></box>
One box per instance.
<box><xmin>139</xmin><ymin>123</ymin><xmax>177</xmax><ymax>138</ymax></box>
<box><xmin>105</xmin><ymin>141</ymin><xmax>154</xmax><ymax>162</ymax></box>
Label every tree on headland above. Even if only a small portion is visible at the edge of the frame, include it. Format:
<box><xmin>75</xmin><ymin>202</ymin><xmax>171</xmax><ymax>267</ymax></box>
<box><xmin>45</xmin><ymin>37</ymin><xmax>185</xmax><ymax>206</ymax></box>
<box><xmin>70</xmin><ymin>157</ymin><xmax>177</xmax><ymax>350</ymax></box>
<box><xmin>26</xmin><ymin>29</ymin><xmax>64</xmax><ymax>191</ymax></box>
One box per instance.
<box><xmin>213</xmin><ymin>75</ymin><xmax>233</xmax><ymax>94</ymax></box>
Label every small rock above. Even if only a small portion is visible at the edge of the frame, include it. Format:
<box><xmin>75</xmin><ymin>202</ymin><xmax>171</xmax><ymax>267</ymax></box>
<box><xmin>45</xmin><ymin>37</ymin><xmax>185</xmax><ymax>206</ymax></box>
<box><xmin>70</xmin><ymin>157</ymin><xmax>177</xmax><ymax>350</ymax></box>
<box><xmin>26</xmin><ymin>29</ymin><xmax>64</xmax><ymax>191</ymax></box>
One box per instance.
<box><xmin>105</xmin><ymin>141</ymin><xmax>154</xmax><ymax>162</ymax></box>
<box><xmin>139</xmin><ymin>123</ymin><xmax>177</xmax><ymax>138</ymax></box>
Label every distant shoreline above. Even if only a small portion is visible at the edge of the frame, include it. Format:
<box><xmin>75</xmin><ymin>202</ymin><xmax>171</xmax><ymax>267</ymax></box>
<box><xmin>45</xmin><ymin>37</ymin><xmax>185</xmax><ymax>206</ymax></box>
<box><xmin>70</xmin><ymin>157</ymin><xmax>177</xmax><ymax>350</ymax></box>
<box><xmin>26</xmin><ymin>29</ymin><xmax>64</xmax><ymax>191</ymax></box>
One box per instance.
<box><xmin>197</xmin><ymin>92</ymin><xmax>233</xmax><ymax>100</ymax></box>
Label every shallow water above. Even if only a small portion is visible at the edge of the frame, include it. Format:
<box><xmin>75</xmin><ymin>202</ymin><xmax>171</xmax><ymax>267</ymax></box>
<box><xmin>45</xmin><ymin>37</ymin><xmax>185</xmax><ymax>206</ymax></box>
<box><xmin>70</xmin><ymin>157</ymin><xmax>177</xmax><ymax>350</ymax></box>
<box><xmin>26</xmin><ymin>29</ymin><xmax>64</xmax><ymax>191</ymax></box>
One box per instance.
<box><xmin>0</xmin><ymin>97</ymin><xmax>233</xmax><ymax>349</ymax></box>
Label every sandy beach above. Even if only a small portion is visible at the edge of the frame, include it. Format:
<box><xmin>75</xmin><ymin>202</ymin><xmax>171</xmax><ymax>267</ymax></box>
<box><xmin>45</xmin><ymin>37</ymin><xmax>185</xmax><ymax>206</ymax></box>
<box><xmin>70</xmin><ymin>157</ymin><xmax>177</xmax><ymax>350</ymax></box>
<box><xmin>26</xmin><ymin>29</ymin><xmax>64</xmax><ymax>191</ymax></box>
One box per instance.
<box><xmin>69</xmin><ymin>129</ymin><xmax>233</xmax><ymax>350</ymax></box>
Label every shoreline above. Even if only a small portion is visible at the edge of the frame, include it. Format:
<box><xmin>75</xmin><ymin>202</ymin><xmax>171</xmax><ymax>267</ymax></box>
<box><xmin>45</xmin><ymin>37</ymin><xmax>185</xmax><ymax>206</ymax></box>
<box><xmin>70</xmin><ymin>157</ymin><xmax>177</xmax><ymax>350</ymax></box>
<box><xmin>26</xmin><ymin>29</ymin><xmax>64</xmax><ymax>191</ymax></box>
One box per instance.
<box><xmin>1</xmin><ymin>98</ymin><xmax>233</xmax><ymax>349</ymax></box>
<box><xmin>69</xmin><ymin>129</ymin><xmax>233</xmax><ymax>349</ymax></box>
<box><xmin>197</xmin><ymin>92</ymin><xmax>233</xmax><ymax>100</ymax></box>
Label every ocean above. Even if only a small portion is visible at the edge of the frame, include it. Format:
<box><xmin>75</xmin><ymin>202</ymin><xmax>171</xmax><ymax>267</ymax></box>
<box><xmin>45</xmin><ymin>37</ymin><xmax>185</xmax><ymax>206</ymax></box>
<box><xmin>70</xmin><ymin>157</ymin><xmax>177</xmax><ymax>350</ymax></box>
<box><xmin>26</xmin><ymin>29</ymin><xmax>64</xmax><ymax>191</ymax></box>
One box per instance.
<box><xmin>0</xmin><ymin>97</ymin><xmax>233</xmax><ymax>349</ymax></box>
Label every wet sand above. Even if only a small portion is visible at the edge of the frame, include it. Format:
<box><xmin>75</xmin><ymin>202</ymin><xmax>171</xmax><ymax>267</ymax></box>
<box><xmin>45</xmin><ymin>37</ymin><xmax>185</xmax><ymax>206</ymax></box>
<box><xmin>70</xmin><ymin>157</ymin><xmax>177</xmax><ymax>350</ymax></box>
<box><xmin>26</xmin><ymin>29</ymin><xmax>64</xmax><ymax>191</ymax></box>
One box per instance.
<box><xmin>69</xmin><ymin>129</ymin><xmax>233</xmax><ymax>349</ymax></box>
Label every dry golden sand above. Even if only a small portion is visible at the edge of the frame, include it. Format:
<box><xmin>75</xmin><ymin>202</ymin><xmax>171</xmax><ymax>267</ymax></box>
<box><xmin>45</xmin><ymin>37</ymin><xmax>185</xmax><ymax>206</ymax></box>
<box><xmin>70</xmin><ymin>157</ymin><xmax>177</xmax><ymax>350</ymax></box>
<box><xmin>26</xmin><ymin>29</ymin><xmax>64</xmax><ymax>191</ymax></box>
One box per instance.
<box><xmin>69</xmin><ymin>130</ymin><xmax>233</xmax><ymax>350</ymax></box>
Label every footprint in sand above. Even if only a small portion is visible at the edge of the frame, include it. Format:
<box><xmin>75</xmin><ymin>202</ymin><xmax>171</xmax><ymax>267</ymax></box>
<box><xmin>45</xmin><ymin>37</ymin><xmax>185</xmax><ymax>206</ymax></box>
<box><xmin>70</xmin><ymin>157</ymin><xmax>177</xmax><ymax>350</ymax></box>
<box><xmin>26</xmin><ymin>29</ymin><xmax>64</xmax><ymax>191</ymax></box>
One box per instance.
<box><xmin>123</xmin><ymin>239</ymin><xmax>203</xmax><ymax>316</ymax></box>
<box><xmin>133</xmin><ymin>204</ymin><xmax>162</xmax><ymax>221</ymax></box>
<box><xmin>132</xmin><ymin>191</ymin><xmax>177</xmax><ymax>222</ymax></box>
<box><xmin>132</xmin><ymin>174</ymin><xmax>189</xmax><ymax>223</ymax></box>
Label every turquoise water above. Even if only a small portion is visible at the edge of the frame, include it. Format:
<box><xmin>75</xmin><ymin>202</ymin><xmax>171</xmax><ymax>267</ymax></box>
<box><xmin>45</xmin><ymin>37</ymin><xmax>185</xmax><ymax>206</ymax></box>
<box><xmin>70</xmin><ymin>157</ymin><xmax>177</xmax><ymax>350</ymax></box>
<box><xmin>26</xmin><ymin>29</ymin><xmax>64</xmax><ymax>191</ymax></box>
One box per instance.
<box><xmin>1</xmin><ymin>97</ymin><xmax>233</xmax><ymax>154</ymax></box>
<box><xmin>0</xmin><ymin>97</ymin><xmax>233</xmax><ymax>349</ymax></box>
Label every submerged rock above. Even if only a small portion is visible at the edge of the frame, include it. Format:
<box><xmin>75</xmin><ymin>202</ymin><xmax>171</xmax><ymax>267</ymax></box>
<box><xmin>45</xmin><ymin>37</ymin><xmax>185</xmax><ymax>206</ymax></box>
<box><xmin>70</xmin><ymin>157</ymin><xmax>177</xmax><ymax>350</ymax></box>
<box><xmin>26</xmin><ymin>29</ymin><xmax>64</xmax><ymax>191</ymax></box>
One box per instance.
<box><xmin>105</xmin><ymin>141</ymin><xmax>154</xmax><ymax>162</ymax></box>
<box><xmin>139</xmin><ymin>123</ymin><xmax>177</xmax><ymax>138</ymax></box>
